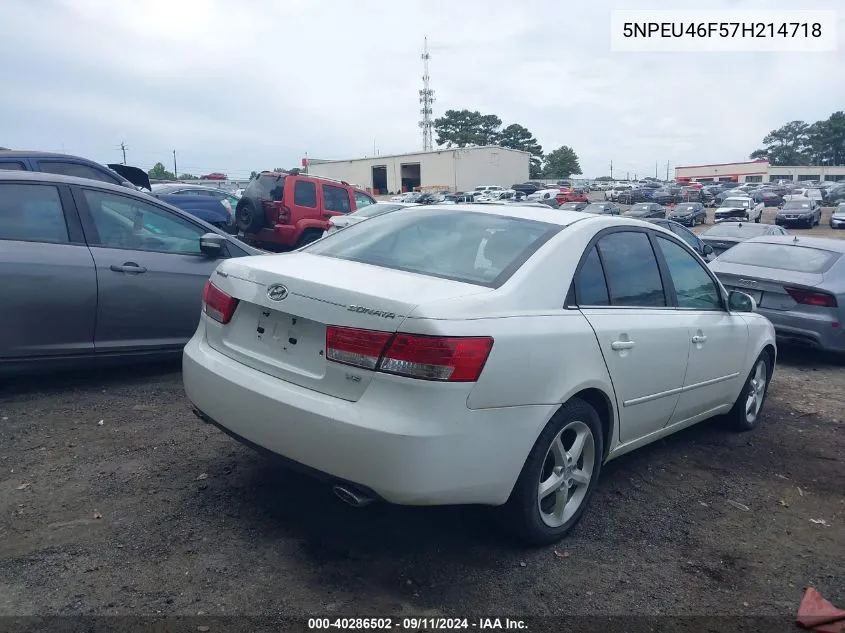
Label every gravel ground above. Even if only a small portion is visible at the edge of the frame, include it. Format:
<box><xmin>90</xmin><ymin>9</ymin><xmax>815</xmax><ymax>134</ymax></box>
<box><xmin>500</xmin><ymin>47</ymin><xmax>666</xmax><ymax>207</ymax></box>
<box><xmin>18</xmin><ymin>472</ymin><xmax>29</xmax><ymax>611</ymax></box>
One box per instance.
<box><xmin>1</xmin><ymin>346</ymin><xmax>842</xmax><ymax>619</ymax></box>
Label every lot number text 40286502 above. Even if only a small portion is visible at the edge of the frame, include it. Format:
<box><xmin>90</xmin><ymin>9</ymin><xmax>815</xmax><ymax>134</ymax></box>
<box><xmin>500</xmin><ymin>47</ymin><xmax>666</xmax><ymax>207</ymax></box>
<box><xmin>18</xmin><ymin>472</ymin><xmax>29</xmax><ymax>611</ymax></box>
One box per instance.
<box><xmin>307</xmin><ymin>618</ymin><xmax>528</xmax><ymax>630</ymax></box>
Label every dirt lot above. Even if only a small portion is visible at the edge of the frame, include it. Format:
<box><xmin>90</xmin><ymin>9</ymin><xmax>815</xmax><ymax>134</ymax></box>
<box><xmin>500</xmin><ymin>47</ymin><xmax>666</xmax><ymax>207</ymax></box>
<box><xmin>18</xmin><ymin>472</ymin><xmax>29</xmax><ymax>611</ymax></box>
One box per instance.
<box><xmin>1</xmin><ymin>343</ymin><xmax>843</xmax><ymax>619</ymax></box>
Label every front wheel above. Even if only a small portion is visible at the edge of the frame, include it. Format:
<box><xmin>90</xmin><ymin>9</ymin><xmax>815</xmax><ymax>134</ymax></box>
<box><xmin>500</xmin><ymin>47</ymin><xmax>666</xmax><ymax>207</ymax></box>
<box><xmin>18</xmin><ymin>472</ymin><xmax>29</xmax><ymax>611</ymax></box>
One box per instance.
<box><xmin>498</xmin><ymin>398</ymin><xmax>604</xmax><ymax>545</ymax></box>
<box><xmin>295</xmin><ymin>228</ymin><xmax>323</xmax><ymax>248</ymax></box>
<box><xmin>724</xmin><ymin>352</ymin><xmax>772</xmax><ymax>432</ymax></box>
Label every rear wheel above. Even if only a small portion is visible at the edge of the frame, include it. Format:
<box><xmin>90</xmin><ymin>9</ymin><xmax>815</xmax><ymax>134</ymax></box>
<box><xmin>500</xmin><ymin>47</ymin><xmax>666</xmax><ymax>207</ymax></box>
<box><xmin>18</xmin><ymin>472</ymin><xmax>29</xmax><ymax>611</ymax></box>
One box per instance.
<box><xmin>295</xmin><ymin>228</ymin><xmax>323</xmax><ymax>248</ymax></box>
<box><xmin>498</xmin><ymin>398</ymin><xmax>604</xmax><ymax>545</ymax></box>
<box><xmin>236</xmin><ymin>200</ymin><xmax>265</xmax><ymax>233</ymax></box>
<box><xmin>724</xmin><ymin>352</ymin><xmax>772</xmax><ymax>432</ymax></box>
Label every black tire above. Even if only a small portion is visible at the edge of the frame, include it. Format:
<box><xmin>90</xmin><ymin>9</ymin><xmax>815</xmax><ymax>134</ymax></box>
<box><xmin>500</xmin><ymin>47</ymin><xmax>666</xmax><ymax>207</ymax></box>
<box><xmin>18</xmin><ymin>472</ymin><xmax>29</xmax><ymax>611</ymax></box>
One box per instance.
<box><xmin>754</xmin><ymin>214</ymin><xmax>760</xmax><ymax>223</ymax></box>
<box><xmin>236</xmin><ymin>200</ymin><xmax>265</xmax><ymax>233</ymax></box>
<box><xmin>295</xmin><ymin>228</ymin><xmax>323</xmax><ymax>248</ymax></box>
<box><xmin>498</xmin><ymin>398</ymin><xmax>604</xmax><ymax>545</ymax></box>
<box><xmin>724</xmin><ymin>351</ymin><xmax>773</xmax><ymax>432</ymax></box>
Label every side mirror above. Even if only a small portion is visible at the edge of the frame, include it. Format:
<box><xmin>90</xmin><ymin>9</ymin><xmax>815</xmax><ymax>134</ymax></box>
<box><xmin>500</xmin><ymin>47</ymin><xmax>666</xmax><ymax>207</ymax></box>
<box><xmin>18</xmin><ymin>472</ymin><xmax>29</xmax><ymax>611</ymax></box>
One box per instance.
<box><xmin>200</xmin><ymin>232</ymin><xmax>227</xmax><ymax>257</ymax></box>
<box><xmin>728</xmin><ymin>290</ymin><xmax>755</xmax><ymax>312</ymax></box>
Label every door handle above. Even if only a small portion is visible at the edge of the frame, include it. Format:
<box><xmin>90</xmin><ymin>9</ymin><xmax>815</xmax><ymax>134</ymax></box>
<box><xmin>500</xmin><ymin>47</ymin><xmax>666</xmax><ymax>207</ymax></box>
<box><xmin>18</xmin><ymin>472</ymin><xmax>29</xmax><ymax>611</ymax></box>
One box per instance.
<box><xmin>110</xmin><ymin>263</ymin><xmax>147</xmax><ymax>274</ymax></box>
<box><xmin>610</xmin><ymin>340</ymin><xmax>635</xmax><ymax>351</ymax></box>
<box><xmin>691</xmin><ymin>334</ymin><xmax>708</xmax><ymax>344</ymax></box>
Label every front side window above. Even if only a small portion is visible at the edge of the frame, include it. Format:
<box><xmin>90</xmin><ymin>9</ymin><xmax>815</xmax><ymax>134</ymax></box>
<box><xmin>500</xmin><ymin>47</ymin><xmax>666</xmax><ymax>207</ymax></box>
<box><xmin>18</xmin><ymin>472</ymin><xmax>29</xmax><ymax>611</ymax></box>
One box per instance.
<box><xmin>305</xmin><ymin>209</ymin><xmax>559</xmax><ymax>288</ymax></box>
<box><xmin>38</xmin><ymin>161</ymin><xmax>119</xmax><ymax>184</ymax></box>
<box><xmin>82</xmin><ymin>189</ymin><xmax>204</xmax><ymax>254</ymax></box>
<box><xmin>596</xmin><ymin>231</ymin><xmax>666</xmax><ymax>307</ymax></box>
<box><xmin>0</xmin><ymin>183</ymin><xmax>69</xmax><ymax>244</ymax></box>
<box><xmin>294</xmin><ymin>180</ymin><xmax>317</xmax><ymax>207</ymax></box>
<box><xmin>354</xmin><ymin>191</ymin><xmax>375</xmax><ymax>209</ymax></box>
<box><xmin>655</xmin><ymin>236</ymin><xmax>722</xmax><ymax>310</ymax></box>
<box><xmin>323</xmin><ymin>184</ymin><xmax>351</xmax><ymax>213</ymax></box>
<box><xmin>668</xmin><ymin>222</ymin><xmax>701</xmax><ymax>250</ymax></box>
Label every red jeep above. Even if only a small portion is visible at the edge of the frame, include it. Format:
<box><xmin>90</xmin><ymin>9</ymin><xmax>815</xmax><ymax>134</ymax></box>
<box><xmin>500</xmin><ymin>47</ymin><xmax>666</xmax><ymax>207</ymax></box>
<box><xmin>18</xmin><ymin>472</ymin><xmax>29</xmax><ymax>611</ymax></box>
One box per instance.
<box><xmin>235</xmin><ymin>171</ymin><xmax>376</xmax><ymax>250</ymax></box>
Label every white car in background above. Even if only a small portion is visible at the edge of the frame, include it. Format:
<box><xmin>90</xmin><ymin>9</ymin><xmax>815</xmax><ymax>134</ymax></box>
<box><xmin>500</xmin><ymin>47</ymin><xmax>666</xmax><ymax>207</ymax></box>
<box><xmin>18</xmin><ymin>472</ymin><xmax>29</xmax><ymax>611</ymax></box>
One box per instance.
<box><xmin>714</xmin><ymin>196</ymin><xmax>765</xmax><ymax>223</ymax></box>
<box><xmin>527</xmin><ymin>188</ymin><xmax>561</xmax><ymax>202</ymax></box>
<box><xmin>390</xmin><ymin>192</ymin><xmax>416</xmax><ymax>202</ymax></box>
<box><xmin>323</xmin><ymin>202</ymin><xmax>417</xmax><ymax>236</ymax></box>
<box><xmin>184</xmin><ymin>205</ymin><xmax>776</xmax><ymax>544</ymax></box>
<box><xmin>783</xmin><ymin>188</ymin><xmax>824</xmax><ymax>206</ymax></box>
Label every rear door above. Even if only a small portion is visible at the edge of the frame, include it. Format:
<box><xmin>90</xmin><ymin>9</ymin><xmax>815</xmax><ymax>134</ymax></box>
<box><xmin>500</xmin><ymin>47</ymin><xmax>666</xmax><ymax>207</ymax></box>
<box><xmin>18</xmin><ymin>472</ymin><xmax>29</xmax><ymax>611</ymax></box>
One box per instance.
<box><xmin>288</xmin><ymin>178</ymin><xmax>320</xmax><ymax>223</ymax></box>
<box><xmin>73</xmin><ymin>186</ymin><xmax>229</xmax><ymax>353</ymax></box>
<box><xmin>574</xmin><ymin>229</ymin><xmax>690</xmax><ymax>443</ymax></box>
<box><xmin>0</xmin><ymin>181</ymin><xmax>97</xmax><ymax>359</ymax></box>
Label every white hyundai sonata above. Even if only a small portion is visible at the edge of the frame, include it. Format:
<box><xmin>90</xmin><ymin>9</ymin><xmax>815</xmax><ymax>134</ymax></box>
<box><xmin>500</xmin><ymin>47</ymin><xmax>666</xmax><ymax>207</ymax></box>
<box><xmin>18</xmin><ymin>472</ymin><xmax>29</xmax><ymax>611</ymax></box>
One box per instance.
<box><xmin>183</xmin><ymin>204</ymin><xmax>776</xmax><ymax>544</ymax></box>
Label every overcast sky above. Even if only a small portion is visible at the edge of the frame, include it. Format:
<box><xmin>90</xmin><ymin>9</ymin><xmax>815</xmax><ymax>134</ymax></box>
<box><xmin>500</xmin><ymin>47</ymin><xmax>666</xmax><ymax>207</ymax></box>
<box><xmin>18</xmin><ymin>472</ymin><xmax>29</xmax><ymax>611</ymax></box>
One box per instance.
<box><xmin>1</xmin><ymin>0</ymin><xmax>842</xmax><ymax>178</ymax></box>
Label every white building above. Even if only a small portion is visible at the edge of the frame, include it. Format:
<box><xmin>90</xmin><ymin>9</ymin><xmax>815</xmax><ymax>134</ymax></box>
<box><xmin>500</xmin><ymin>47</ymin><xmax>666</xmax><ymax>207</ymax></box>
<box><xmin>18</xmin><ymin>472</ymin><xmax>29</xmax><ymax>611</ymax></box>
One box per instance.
<box><xmin>675</xmin><ymin>159</ymin><xmax>845</xmax><ymax>183</ymax></box>
<box><xmin>305</xmin><ymin>146</ymin><xmax>531</xmax><ymax>194</ymax></box>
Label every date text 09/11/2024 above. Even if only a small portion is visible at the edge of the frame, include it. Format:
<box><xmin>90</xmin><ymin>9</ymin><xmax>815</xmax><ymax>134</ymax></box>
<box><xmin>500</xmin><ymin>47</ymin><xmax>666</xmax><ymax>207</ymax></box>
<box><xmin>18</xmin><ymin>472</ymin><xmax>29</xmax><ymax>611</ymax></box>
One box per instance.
<box><xmin>307</xmin><ymin>618</ymin><xmax>528</xmax><ymax>630</ymax></box>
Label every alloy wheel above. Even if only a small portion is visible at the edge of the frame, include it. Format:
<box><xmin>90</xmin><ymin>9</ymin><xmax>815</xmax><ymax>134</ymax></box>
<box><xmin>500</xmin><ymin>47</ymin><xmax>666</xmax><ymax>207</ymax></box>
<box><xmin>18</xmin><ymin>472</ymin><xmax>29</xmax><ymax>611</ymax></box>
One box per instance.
<box><xmin>745</xmin><ymin>359</ymin><xmax>768</xmax><ymax>424</ymax></box>
<box><xmin>537</xmin><ymin>420</ymin><xmax>595</xmax><ymax>528</ymax></box>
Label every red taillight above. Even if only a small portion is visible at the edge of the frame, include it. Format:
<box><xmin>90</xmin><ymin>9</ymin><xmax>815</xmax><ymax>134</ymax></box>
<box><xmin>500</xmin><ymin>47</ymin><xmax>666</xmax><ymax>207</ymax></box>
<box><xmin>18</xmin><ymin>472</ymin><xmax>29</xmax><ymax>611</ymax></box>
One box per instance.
<box><xmin>325</xmin><ymin>326</ymin><xmax>494</xmax><ymax>382</ymax></box>
<box><xmin>784</xmin><ymin>286</ymin><xmax>838</xmax><ymax>308</ymax></box>
<box><xmin>202</xmin><ymin>281</ymin><xmax>239</xmax><ymax>324</ymax></box>
<box><xmin>278</xmin><ymin>204</ymin><xmax>291</xmax><ymax>223</ymax></box>
<box><xmin>325</xmin><ymin>326</ymin><xmax>392</xmax><ymax>370</ymax></box>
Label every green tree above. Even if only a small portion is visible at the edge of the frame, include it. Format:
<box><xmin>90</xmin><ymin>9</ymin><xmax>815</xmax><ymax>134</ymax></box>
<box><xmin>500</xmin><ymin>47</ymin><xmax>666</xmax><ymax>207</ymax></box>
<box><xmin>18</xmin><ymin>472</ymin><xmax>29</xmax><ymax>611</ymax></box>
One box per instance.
<box><xmin>806</xmin><ymin>112</ymin><xmax>845</xmax><ymax>165</ymax></box>
<box><xmin>749</xmin><ymin>120</ymin><xmax>811</xmax><ymax>165</ymax></box>
<box><xmin>148</xmin><ymin>162</ymin><xmax>175</xmax><ymax>180</ymax></box>
<box><xmin>273</xmin><ymin>167</ymin><xmax>285</xmax><ymax>172</ymax></box>
<box><xmin>498</xmin><ymin>123</ymin><xmax>544</xmax><ymax>178</ymax></box>
<box><xmin>542</xmin><ymin>145</ymin><xmax>582</xmax><ymax>179</ymax></box>
<box><xmin>178</xmin><ymin>173</ymin><xmax>197</xmax><ymax>180</ymax></box>
<box><xmin>287</xmin><ymin>167</ymin><xmax>302</xmax><ymax>175</ymax></box>
<box><xmin>595</xmin><ymin>175</ymin><xmax>614</xmax><ymax>181</ymax></box>
<box><xmin>250</xmin><ymin>171</ymin><xmax>259</xmax><ymax>179</ymax></box>
<box><xmin>434</xmin><ymin>109</ymin><xmax>502</xmax><ymax>147</ymax></box>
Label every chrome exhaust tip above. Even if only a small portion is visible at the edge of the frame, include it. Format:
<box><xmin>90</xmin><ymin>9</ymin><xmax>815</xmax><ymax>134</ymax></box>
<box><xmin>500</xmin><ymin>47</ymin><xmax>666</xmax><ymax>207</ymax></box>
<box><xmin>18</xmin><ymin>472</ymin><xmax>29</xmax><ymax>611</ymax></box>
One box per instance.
<box><xmin>332</xmin><ymin>485</ymin><xmax>375</xmax><ymax>508</ymax></box>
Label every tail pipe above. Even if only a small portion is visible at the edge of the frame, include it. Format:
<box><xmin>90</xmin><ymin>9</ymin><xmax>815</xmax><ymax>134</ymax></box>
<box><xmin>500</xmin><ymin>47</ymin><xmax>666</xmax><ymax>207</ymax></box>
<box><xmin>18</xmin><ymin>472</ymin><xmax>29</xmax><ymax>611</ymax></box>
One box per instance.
<box><xmin>332</xmin><ymin>485</ymin><xmax>375</xmax><ymax>508</ymax></box>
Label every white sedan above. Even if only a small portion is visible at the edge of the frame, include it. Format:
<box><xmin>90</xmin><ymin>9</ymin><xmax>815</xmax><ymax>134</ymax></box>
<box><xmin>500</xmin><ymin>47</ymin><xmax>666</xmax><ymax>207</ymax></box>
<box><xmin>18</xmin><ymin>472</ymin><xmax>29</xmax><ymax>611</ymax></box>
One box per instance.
<box><xmin>323</xmin><ymin>202</ymin><xmax>416</xmax><ymax>236</ymax></box>
<box><xmin>183</xmin><ymin>204</ymin><xmax>777</xmax><ymax>544</ymax></box>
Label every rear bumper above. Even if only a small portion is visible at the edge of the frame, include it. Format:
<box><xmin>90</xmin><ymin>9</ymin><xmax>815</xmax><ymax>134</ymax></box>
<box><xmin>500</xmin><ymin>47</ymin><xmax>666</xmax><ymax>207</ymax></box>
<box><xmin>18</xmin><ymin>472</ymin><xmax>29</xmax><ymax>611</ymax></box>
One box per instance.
<box><xmin>182</xmin><ymin>329</ymin><xmax>553</xmax><ymax>506</ymax></box>
<box><xmin>756</xmin><ymin>308</ymin><xmax>845</xmax><ymax>353</ymax></box>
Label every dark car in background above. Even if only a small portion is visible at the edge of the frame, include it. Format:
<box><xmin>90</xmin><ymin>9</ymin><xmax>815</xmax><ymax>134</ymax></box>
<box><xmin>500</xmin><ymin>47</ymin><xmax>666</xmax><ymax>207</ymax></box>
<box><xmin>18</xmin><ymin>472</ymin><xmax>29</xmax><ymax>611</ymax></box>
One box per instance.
<box><xmin>648</xmin><ymin>218</ymin><xmax>716</xmax><ymax>262</ymax></box>
<box><xmin>826</xmin><ymin>184</ymin><xmax>845</xmax><ymax>206</ymax></box>
<box><xmin>750</xmin><ymin>189</ymin><xmax>783</xmax><ymax>207</ymax></box>
<box><xmin>0</xmin><ymin>171</ymin><xmax>262</xmax><ymax>376</ymax></box>
<box><xmin>668</xmin><ymin>202</ymin><xmax>707</xmax><ymax>226</ymax></box>
<box><xmin>558</xmin><ymin>201</ymin><xmax>589</xmax><ymax>212</ymax></box>
<box><xmin>0</xmin><ymin>150</ymin><xmax>151</xmax><ymax>190</ymax></box>
<box><xmin>699</xmin><ymin>222</ymin><xmax>789</xmax><ymax>256</ymax></box>
<box><xmin>617</xmin><ymin>188</ymin><xmax>648</xmax><ymax>204</ymax></box>
<box><xmin>625</xmin><ymin>202</ymin><xmax>666</xmax><ymax>219</ymax></box>
<box><xmin>775</xmin><ymin>199</ymin><xmax>822</xmax><ymax>228</ymax></box>
<box><xmin>582</xmin><ymin>202</ymin><xmax>622</xmax><ymax>215</ymax></box>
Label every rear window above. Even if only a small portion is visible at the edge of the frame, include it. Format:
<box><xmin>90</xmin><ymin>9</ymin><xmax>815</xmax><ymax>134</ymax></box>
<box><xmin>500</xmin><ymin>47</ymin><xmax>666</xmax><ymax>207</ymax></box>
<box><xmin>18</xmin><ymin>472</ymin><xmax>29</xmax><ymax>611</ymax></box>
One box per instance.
<box><xmin>703</xmin><ymin>224</ymin><xmax>769</xmax><ymax>238</ymax></box>
<box><xmin>718</xmin><ymin>242</ymin><xmax>841</xmax><ymax>274</ymax></box>
<box><xmin>304</xmin><ymin>209</ymin><xmax>561</xmax><ymax>287</ymax></box>
<box><xmin>247</xmin><ymin>174</ymin><xmax>285</xmax><ymax>201</ymax></box>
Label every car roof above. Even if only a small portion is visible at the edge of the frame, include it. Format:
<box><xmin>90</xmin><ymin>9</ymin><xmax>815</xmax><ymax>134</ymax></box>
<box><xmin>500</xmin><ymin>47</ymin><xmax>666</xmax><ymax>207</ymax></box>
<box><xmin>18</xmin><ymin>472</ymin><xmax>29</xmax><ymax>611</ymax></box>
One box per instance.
<box><xmin>742</xmin><ymin>235</ymin><xmax>845</xmax><ymax>253</ymax></box>
<box><xmin>0</xmin><ymin>150</ymin><xmax>100</xmax><ymax>160</ymax></box>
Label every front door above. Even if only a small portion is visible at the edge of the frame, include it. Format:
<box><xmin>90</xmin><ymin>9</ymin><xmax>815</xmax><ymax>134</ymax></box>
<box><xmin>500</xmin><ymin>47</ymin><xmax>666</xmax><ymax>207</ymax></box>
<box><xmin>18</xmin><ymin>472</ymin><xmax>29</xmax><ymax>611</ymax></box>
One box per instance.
<box><xmin>651</xmin><ymin>234</ymin><xmax>750</xmax><ymax>423</ymax></box>
<box><xmin>74</xmin><ymin>187</ymin><xmax>226</xmax><ymax>353</ymax></box>
<box><xmin>573</xmin><ymin>232</ymin><xmax>690</xmax><ymax>444</ymax></box>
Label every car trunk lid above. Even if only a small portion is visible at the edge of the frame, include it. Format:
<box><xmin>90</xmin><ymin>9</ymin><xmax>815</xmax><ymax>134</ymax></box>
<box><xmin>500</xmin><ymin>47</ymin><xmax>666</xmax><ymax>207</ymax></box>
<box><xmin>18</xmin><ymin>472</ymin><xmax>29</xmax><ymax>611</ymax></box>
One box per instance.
<box><xmin>713</xmin><ymin>264</ymin><xmax>830</xmax><ymax>313</ymax></box>
<box><xmin>204</xmin><ymin>253</ymin><xmax>491</xmax><ymax>401</ymax></box>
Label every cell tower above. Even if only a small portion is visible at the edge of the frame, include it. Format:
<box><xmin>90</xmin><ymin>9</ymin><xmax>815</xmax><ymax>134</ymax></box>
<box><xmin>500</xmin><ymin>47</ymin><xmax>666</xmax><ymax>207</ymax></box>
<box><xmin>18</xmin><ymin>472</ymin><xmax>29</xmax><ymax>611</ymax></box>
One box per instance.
<box><xmin>418</xmin><ymin>37</ymin><xmax>435</xmax><ymax>151</ymax></box>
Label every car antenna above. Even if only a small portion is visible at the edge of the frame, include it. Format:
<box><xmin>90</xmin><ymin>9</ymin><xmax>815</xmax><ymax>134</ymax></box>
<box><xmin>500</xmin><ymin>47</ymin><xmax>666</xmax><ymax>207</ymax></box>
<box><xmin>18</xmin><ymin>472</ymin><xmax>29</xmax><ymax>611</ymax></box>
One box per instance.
<box><xmin>793</xmin><ymin>235</ymin><xmax>799</xmax><ymax>243</ymax></box>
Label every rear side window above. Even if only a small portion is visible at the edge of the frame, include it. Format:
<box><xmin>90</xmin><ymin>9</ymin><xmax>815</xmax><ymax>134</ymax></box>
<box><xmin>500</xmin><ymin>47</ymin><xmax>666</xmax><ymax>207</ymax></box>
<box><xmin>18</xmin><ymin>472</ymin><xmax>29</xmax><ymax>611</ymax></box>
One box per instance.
<box><xmin>596</xmin><ymin>231</ymin><xmax>666</xmax><ymax>307</ymax></box>
<box><xmin>38</xmin><ymin>160</ymin><xmax>120</xmax><ymax>184</ymax></box>
<box><xmin>0</xmin><ymin>161</ymin><xmax>25</xmax><ymax>170</ymax></box>
<box><xmin>718</xmin><ymin>243</ymin><xmax>841</xmax><ymax>274</ymax></box>
<box><xmin>0</xmin><ymin>183</ymin><xmax>69</xmax><ymax>244</ymax></box>
<box><xmin>575</xmin><ymin>247</ymin><xmax>609</xmax><ymax>306</ymax></box>
<box><xmin>304</xmin><ymin>209</ymin><xmax>560</xmax><ymax>288</ymax></box>
<box><xmin>294</xmin><ymin>180</ymin><xmax>317</xmax><ymax>207</ymax></box>
<box><xmin>323</xmin><ymin>184</ymin><xmax>351</xmax><ymax>213</ymax></box>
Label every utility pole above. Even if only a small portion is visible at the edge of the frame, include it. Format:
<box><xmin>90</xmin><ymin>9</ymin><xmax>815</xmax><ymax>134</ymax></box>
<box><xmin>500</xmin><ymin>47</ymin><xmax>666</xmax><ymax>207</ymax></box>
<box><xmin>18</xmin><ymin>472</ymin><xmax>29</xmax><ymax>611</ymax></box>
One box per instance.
<box><xmin>626</xmin><ymin>171</ymin><xmax>630</xmax><ymax>181</ymax></box>
<box><xmin>173</xmin><ymin>150</ymin><xmax>177</xmax><ymax>178</ymax></box>
<box><xmin>610</xmin><ymin>160</ymin><xmax>613</xmax><ymax>179</ymax></box>
<box><xmin>119</xmin><ymin>141</ymin><xmax>127</xmax><ymax>164</ymax></box>
<box><xmin>666</xmin><ymin>160</ymin><xmax>670</xmax><ymax>181</ymax></box>
<box><xmin>655</xmin><ymin>161</ymin><xmax>658</xmax><ymax>179</ymax></box>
